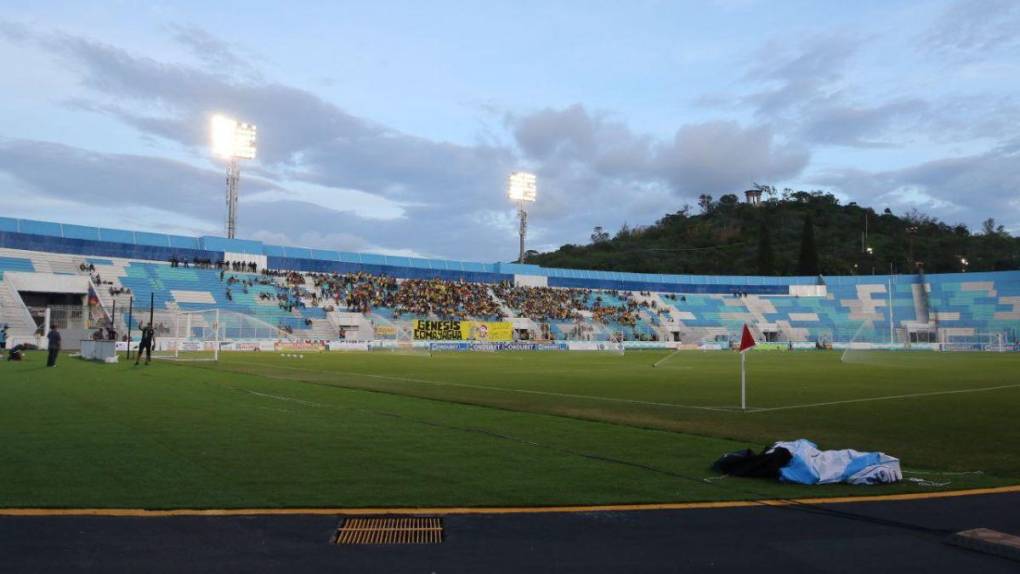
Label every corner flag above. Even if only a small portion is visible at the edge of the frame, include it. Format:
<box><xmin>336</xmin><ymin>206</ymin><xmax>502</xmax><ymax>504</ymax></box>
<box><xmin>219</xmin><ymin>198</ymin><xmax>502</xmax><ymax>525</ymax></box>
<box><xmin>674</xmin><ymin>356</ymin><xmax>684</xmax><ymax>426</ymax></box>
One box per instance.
<box><xmin>739</xmin><ymin>324</ymin><xmax>756</xmax><ymax>352</ymax></box>
<box><xmin>739</xmin><ymin>324</ymin><xmax>755</xmax><ymax>410</ymax></box>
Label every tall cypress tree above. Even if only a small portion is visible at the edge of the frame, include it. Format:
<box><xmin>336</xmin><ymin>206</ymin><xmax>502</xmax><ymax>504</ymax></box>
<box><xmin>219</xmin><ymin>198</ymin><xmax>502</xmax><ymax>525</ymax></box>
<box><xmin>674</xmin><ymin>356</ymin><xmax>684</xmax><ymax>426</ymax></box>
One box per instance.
<box><xmin>798</xmin><ymin>213</ymin><xmax>819</xmax><ymax>275</ymax></box>
<box><xmin>756</xmin><ymin>220</ymin><xmax>775</xmax><ymax>275</ymax></box>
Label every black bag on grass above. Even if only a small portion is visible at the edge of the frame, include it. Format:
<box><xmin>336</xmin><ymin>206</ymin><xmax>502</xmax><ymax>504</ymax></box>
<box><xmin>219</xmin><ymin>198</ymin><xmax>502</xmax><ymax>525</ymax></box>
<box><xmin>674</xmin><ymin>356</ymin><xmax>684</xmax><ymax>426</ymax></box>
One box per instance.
<box><xmin>712</xmin><ymin>446</ymin><xmax>792</xmax><ymax>478</ymax></box>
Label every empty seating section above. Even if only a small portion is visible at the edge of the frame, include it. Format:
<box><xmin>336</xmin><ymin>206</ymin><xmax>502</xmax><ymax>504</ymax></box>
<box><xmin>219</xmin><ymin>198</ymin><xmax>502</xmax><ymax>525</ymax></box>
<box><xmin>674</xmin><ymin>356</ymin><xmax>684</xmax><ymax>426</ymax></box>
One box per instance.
<box><xmin>928</xmin><ymin>273</ymin><xmax>1020</xmax><ymax>335</ymax></box>
<box><xmin>114</xmin><ymin>265</ymin><xmax>313</xmax><ymax>332</ymax></box>
<box><xmin>0</xmin><ymin>256</ymin><xmax>35</xmax><ymax>278</ymax></box>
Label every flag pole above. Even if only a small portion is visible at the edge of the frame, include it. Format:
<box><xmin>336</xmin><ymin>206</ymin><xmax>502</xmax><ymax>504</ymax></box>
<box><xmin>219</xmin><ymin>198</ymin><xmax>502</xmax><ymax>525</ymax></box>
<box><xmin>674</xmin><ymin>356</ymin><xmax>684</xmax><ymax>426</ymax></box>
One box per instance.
<box><xmin>738</xmin><ymin>323</ymin><xmax>755</xmax><ymax>411</ymax></box>
<box><xmin>741</xmin><ymin>350</ymin><xmax>746</xmax><ymax>411</ymax></box>
<box><xmin>126</xmin><ymin>297</ymin><xmax>134</xmax><ymax>360</ymax></box>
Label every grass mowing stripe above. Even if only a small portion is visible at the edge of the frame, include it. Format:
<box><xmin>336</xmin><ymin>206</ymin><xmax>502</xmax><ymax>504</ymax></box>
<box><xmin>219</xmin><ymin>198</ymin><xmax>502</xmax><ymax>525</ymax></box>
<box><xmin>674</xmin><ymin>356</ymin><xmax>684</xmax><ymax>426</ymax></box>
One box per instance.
<box><xmin>176</xmin><ymin>364</ymin><xmax>732</xmax><ymax>490</ymax></box>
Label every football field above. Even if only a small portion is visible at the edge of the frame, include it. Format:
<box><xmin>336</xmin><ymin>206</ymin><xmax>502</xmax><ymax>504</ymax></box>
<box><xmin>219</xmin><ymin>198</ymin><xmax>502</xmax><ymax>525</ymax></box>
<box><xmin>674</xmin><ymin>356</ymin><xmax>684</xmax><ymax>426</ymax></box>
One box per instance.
<box><xmin>1</xmin><ymin>349</ymin><xmax>1018</xmax><ymax>509</ymax></box>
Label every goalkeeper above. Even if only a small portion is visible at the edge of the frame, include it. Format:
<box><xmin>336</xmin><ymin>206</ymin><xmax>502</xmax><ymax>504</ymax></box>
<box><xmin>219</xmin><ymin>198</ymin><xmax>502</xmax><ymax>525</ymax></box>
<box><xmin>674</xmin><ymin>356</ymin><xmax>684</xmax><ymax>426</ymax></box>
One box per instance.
<box><xmin>135</xmin><ymin>323</ymin><xmax>155</xmax><ymax>365</ymax></box>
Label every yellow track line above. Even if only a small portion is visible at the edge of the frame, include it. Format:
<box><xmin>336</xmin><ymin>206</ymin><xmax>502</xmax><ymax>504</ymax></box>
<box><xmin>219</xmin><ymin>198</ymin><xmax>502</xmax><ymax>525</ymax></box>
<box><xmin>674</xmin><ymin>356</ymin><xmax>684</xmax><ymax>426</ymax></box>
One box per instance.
<box><xmin>3</xmin><ymin>485</ymin><xmax>1019</xmax><ymax>517</ymax></box>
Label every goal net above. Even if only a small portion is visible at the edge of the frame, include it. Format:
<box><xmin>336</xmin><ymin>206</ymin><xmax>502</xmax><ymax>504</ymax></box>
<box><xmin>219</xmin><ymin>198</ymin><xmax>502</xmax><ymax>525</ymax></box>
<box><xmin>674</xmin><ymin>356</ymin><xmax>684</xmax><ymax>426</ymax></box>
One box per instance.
<box><xmin>368</xmin><ymin>314</ymin><xmax>431</xmax><ymax>356</ymax></box>
<box><xmin>587</xmin><ymin>322</ymin><xmax>626</xmax><ymax>355</ymax></box>
<box><xmin>151</xmin><ymin>309</ymin><xmax>293</xmax><ymax>362</ymax></box>
<box><xmin>940</xmin><ymin>332</ymin><xmax>1007</xmax><ymax>352</ymax></box>
<box><xmin>839</xmin><ymin>320</ymin><xmax>904</xmax><ymax>363</ymax></box>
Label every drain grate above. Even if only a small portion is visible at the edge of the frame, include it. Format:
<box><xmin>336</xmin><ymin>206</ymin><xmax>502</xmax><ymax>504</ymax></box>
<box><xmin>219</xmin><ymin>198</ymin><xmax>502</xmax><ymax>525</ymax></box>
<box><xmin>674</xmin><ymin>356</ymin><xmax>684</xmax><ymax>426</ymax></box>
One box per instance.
<box><xmin>334</xmin><ymin>517</ymin><xmax>444</xmax><ymax>545</ymax></box>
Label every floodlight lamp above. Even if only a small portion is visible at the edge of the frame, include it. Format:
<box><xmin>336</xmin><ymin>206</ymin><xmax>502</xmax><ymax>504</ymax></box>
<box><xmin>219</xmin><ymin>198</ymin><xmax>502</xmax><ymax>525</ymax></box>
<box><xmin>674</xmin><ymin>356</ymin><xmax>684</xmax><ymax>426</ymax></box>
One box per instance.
<box><xmin>211</xmin><ymin>115</ymin><xmax>237</xmax><ymax>158</ymax></box>
<box><xmin>210</xmin><ymin>114</ymin><xmax>257</xmax><ymax>160</ymax></box>
<box><xmin>233</xmin><ymin>122</ymin><xmax>257</xmax><ymax>160</ymax></box>
<box><xmin>507</xmin><ymin>171</ymin><xmax>537</xmax><ymax>202</ymax></box>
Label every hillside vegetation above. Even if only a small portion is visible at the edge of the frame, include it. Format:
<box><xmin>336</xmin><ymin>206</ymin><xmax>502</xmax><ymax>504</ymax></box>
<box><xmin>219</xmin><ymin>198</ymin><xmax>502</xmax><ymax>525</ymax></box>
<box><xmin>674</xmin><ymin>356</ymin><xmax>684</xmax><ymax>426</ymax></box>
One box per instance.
<box><xmin>529</xmin><ymin>188</ymin><xmax>1020</xmax><ymax>276</ymax></box>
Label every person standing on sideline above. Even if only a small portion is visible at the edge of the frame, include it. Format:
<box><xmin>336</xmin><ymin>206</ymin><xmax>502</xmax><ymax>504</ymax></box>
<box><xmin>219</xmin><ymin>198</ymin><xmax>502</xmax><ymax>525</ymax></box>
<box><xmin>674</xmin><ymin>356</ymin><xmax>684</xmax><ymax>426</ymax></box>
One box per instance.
<box><xmin>135</xmin><ymin>323</ymin><xmax>155</xmax><ymax>365</ymax></box>
<box><xmin>46</xmin><ymin>327</ymin><xmax>61</xmax><ymax>367</ymax></box>
<box><xmin>0</xmin><ymin>324</ymin><xmax>8</xmax><ymax>350</ymax></box>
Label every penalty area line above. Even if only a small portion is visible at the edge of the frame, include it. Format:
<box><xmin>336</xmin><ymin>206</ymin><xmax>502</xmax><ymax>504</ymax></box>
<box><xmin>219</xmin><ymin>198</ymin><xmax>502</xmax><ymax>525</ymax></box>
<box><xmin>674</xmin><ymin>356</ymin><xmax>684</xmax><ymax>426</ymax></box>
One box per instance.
<box><xmin>749</xmin><ymin>383</ymin><xmax>1020</xmax><ymax>413</ymax></box>
<box><xmin>223</xmin><ymin>360</ymin><xmax>738</xmax><ymax>413</ymax></box>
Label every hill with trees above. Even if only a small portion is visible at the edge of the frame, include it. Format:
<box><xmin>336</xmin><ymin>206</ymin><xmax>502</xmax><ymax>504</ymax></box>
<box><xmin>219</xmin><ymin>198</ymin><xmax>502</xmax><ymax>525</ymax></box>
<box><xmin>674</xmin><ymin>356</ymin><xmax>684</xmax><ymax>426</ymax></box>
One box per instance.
<box><xmin>527</xmin><ymin>186</ymin><xmax>1020</xmax><ymax>276</ymax></box>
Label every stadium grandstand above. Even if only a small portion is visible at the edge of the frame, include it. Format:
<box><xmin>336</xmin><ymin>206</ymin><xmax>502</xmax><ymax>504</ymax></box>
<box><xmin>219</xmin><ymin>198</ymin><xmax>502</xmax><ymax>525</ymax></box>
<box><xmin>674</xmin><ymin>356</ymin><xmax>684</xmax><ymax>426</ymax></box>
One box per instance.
<box><xmin>2</xmin><ymin>215</ymin><xmax>1017</xmax><ymax>352</ymax></box>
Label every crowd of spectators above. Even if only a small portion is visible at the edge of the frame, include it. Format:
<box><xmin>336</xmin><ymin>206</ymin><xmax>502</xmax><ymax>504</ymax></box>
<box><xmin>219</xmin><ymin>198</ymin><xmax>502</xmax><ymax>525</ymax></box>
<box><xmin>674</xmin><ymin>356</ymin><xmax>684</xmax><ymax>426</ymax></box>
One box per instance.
<box><xmin>492</xmin><ymin>283</ymin><xmax>645</xmax><ymax>326</ymax></box>
<box><xmin>393</xmin><ymin>278</ymin><xmax>502</xmax><ymax>320</ymax></box>
<box><xmin>169</xmin><ymin>256</ymin><xmax>257</xmax><ymax>271</ymax></box>
<box><xmin>491</xmin><ymin>283</ymin><xmax>589</xmax><ymax>321</ymax></box>
<box><xmin>253</xmin><ymin>271</ymin><xmax>659</xmax><ymax>328</ymax></box>
<box><xmin>299</xmin><ymin>273</ymin><xmax>502</xmax><ymax>319</ymax></box>
<box><xmin>239</xmin><ymin>269</ymin><xmax>675</xmax><ymax>340</ymax></box>
<box><xmin>303</xmin><ymin>272</ymin><xmax>398</xmax><ymax>314</ymax></box>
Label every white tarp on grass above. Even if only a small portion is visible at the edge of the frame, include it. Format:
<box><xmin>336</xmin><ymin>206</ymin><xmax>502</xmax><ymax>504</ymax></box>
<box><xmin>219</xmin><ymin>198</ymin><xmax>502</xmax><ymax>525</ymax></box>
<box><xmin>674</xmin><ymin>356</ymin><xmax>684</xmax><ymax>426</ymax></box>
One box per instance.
<box><xmin>770</xmin><ymin>439</ymin><xmax>902</xmax><ymax>485</ymax></box>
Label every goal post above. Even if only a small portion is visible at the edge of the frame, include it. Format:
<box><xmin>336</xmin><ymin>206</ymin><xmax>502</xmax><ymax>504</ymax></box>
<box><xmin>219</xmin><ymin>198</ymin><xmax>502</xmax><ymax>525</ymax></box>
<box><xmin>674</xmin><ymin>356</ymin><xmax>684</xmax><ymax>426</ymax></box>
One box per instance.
<box><xmin>149</xmin><ymin>308</ymin><xmax>296</xmax><ymax>362</ymax></box>
<box><xmin>152</xmin><ymin>309</ymin><xmax>221</xmax><ymax>362</ymax></box>
<box><xmin>368</xmin><ymin>314</ymin><xmax>431</xmax><ymax>356</ymax></box>
<box><xmin>940</xmin><ymin>331</ymin><xmax>1007</xmax><ymax>352</ymax></box>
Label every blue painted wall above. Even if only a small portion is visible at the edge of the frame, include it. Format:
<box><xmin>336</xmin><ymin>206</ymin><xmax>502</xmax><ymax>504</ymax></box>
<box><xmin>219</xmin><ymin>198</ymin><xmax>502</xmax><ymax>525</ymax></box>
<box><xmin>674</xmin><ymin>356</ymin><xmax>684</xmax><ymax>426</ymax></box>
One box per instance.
<box><xmin>2</xmin><ymin>216</ymin><xmax>1017</xmax><ymax>293</ymax></box>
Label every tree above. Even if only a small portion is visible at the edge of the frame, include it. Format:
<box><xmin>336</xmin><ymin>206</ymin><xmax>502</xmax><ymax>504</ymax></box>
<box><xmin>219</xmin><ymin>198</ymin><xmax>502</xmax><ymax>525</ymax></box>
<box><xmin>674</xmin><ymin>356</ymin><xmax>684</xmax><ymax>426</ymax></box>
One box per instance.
<box><xmin>697</xmin><ymin>194</ymin><xmax>714</xmax><ymax>214</ymax></box>
<box><xmin>756</xmin><ymin>220</ymin><xmax>775</xmax><ymax>275</ymax></box>
<box><xmin>590</xmin><ymin>226</ymin><xmax>610</xmax><ymax>244</ymax></box>
<box><xmin>718</xmin><ymin>194</ymin><xmax>740</xmax><ymax>208</ymax></box>
<box><xmin>982</xmin><ymin>218</ymin><xmax>1007</xmax><ymax>237</ymax></box>
<box><xmin>797</xmin><ymin>213</ymin><xmax>819</xmax><ymax>275</ymax></box>
<box><xmin>525</xmin><ymin>186</ymin><xmax>1019</xmax><ymax>275</ymax></box>
<box><xmin>753</xmin><ymin>182</ymin><xmax>777</xmax><ymax>201</ymax></box>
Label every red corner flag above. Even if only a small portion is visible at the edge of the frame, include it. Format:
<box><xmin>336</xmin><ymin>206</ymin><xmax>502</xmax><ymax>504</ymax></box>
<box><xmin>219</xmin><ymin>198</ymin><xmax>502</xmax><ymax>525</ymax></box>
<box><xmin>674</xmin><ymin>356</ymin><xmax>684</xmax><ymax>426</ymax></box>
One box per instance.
<box><xmin>739</xmin><ymin>324</ymin><xmax>756</xmax><ymax>352</ymax></box>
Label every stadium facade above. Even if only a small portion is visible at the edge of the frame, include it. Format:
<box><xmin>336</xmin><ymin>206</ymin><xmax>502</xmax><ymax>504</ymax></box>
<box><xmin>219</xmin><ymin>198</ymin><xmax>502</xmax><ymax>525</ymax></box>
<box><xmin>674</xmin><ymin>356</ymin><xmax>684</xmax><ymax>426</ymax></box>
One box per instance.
<box><xmin>1</xmin><ymin>216</ymin><xmax>1018</xmax><ymax>350</ymax></box>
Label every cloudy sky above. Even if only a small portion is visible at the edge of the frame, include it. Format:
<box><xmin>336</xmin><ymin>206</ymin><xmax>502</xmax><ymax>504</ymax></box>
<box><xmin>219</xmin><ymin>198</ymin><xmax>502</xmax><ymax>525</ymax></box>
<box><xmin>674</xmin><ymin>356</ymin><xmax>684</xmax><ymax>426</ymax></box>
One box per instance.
<box><xmin>1</xmin><ymin>0</ymin><xmax>1018</xmax><ymax>261</ymax></box>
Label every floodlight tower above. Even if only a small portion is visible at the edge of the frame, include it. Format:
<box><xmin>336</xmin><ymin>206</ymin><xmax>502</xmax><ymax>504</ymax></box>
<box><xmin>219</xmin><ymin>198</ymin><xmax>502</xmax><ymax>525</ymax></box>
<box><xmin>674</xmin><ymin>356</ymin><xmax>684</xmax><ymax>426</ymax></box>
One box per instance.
<box><xmin>211</xmin><ymin>115</ymin><xmax>257</xmax><ymax>239</ymax></box>
<box><xmin>507</xmin><ymin>172</ymin><xmax>537</xmax><ymax>263</ymax></box>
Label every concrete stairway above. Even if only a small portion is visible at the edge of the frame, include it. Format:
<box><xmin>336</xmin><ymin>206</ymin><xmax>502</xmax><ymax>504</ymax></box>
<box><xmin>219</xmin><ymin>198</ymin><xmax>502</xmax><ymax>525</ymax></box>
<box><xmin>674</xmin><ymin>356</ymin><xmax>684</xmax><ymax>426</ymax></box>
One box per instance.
<box><xmin>0</xmin><ymin>279</ymin><xmax>38</xmax><ymax>339</ymax></box>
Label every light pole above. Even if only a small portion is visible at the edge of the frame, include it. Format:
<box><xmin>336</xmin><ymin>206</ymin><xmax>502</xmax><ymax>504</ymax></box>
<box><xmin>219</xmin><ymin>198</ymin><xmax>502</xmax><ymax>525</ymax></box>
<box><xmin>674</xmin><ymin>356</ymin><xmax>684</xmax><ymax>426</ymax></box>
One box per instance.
<box><xmin>507</xmin><ymin>172</ymin><xmax>537</xmax><ymax>263</ymax></box>
<box><xmin>211</xmin><ymin>115</ymin><xmax>257</xmax><ymax>239</ymax></box>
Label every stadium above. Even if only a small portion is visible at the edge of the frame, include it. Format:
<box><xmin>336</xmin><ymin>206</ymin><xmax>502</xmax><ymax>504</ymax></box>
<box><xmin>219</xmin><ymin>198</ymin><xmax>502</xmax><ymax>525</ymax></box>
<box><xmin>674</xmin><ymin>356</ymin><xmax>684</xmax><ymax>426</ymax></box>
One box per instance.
<box><xmin>3</xmin><ymin>2</ymin><xmax>1020</xmax><ymax>571</ymax></box>
<box><xmin>2</xmin><ymin>210</ymin><xmax>1020</xmax><ymax>570</ymax></box>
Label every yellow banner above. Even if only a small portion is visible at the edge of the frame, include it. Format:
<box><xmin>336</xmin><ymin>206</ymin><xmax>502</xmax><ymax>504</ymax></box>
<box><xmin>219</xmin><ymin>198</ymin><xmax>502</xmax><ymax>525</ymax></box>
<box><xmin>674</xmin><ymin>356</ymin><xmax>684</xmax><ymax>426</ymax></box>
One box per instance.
<box><xmin>413</xmin><ymin>320</ymin><xmax>464</xmax><ymax>340</ymax></box>
<box><xmin>461</xmin><ymin>320</ymin><xmax>513</xmax><ymax>342</ymax></box>
<box><xmin>413</xmin><ymin>320</ymin><xmax>513</xmax><ymax>341</ymax></box>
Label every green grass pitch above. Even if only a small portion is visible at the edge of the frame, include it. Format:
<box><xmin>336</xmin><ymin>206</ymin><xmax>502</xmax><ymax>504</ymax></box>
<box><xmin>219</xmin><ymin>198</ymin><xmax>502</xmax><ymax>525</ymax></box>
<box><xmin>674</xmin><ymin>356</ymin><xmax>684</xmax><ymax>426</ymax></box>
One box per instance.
<box><xmin>1</xmin><ymin>349</ymin><xmax>1018</xmax><ymax>509</ymax></box>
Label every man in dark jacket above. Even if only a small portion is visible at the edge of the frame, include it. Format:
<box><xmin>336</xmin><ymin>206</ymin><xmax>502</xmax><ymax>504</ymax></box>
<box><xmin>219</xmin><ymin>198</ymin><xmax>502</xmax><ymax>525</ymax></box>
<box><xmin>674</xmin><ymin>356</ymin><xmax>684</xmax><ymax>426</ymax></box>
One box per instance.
<box><xmin>46</xmin><ymin>328</ymin><xmax>61</xmax><ymax>367</ymax></box>
<box><xmin>136</xmin><ymin>323</ymin><xmax>155</xmax><ymax>365</ymax></box>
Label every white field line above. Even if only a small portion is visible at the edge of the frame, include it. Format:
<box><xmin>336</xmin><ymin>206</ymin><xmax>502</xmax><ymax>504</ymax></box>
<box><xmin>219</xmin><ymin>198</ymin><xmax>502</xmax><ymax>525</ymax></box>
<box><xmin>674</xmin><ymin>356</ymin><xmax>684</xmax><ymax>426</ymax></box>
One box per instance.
<box><xmin>245</xmin><ymin>389</ymin><xmax>325</xmax><ymax>407</ymax></box>
<box><xmin>227</xmin><ymin>360</ymin><xmax>739</xmax><ymax>413</ymax></box>
<box><xmin>652</xmin><ymin>349</ymin><xmax>681</xmax><ymax>368</ymax></box>
<box><xmin>748</xmin><ymin>383</ymin><xmax>1020</xmax><ymax>413</ymax></box>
